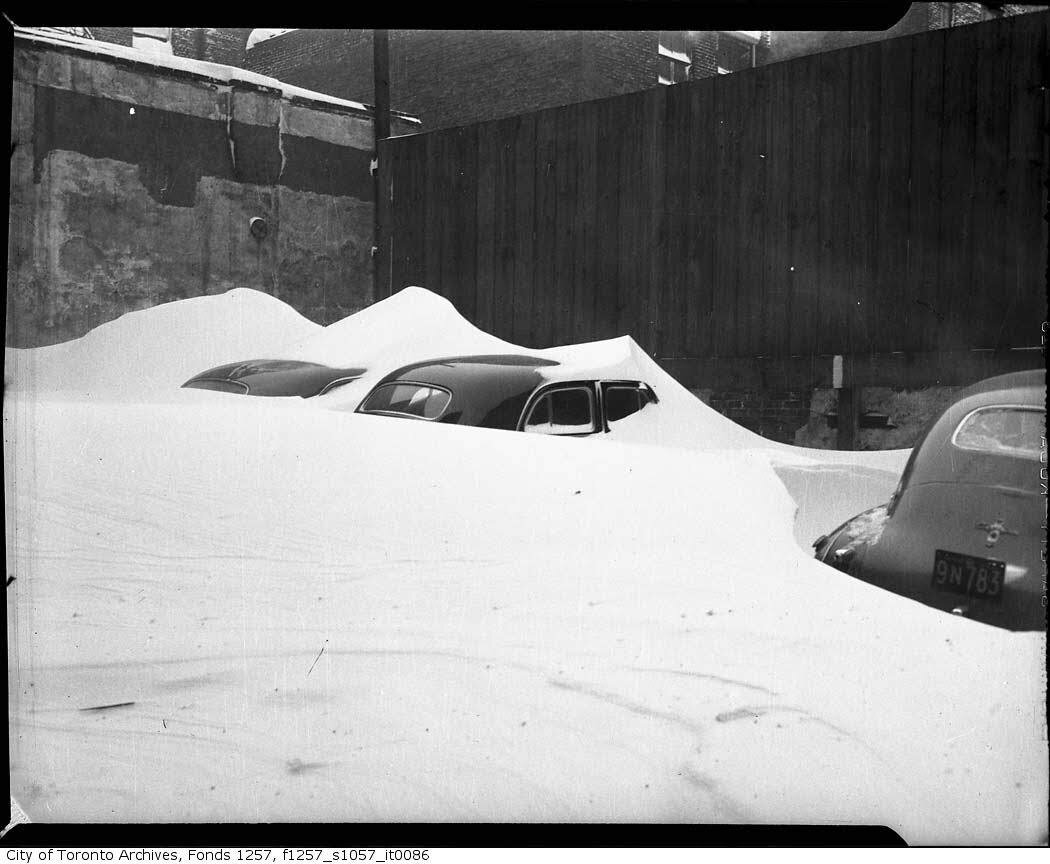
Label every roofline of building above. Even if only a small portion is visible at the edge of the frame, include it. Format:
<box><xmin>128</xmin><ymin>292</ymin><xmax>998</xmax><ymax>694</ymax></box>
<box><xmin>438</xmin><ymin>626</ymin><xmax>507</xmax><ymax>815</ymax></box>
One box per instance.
<box><xmin>12</xmin><ymin>26</ymin><xmax>422</xmax><ymax>126</ymax></box>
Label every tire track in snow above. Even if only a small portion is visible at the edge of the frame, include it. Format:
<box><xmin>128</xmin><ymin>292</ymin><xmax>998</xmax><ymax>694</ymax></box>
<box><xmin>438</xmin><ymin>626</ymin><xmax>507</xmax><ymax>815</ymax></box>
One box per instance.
<box><xmin>546</xmin><ymin>677</ymin><xmax>755</xmax><ymax>820</ymax></box>
<box><xmin>630</xmin><ymin>667</ymin><xmax>778</xmax><ymax>696</ymax></box>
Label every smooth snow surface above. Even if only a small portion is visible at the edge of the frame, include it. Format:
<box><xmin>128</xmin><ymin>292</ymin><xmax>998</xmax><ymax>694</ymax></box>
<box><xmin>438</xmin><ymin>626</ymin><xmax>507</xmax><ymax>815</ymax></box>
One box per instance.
<box><xmin>6</xmin><ymin>288</ymin><xmax>1047</xmax><ymax>840</ymax></box>
<box><xmin>4</xmin><ymin>289</ymin><xmax>323</xmax><ymax>401</ymax></box>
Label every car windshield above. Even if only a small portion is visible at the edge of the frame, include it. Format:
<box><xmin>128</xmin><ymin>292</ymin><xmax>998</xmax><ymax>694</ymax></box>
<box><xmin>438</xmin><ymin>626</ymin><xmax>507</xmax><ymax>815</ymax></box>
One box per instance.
<box><xmin>359</xmin><ymin>382</ymin><xmax>451</xmax><ymax>420</ymax></box>
<box><xmin>951</xmin><ymin>406</ymin><xmax>1044</xmax><ymax>460</ymax></box>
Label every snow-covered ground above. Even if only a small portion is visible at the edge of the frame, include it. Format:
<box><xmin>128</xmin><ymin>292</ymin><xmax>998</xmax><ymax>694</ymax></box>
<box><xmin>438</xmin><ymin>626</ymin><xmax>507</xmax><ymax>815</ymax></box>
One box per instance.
<box><xmin>5</xmin><ymin>288</ymin><xmax>1046</xmax><ymax>840</ymax></box>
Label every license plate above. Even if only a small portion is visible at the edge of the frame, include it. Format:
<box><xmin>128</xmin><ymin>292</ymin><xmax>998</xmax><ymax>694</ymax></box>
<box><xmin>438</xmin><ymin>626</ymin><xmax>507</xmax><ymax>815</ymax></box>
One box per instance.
<box><xmin>932</xmin><ymin>550</ymin><xmax>1005</xmax><ymax>602</ymax></box>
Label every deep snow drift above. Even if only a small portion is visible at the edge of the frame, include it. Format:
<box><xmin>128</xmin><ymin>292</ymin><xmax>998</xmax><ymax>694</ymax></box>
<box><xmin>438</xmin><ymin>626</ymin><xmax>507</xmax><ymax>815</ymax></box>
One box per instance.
<box><xmin>5</xmin><ymin>288</ymin><xmax>1046</xmax><ymax>840</ymax></box>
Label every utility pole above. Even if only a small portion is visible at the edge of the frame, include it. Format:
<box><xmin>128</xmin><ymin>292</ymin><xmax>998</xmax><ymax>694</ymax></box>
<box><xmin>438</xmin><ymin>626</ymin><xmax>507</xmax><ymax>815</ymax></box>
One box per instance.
<box><xmin>372</xmin><ymin>29</ymin><xmax>390</xmax><ymax>301</ymax></box>
<box><xmin>373</xmin><ymin>29</ymin><xmax>390</xmax><ymax>141</ymax></box>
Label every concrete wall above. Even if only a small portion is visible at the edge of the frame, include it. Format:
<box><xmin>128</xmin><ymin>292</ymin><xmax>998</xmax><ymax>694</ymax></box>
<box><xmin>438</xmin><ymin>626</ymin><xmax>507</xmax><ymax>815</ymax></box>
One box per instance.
<box><xmin>7</xmin><ymin>35</ymin><xmax>413</xmax><ymax>348</ymax></box>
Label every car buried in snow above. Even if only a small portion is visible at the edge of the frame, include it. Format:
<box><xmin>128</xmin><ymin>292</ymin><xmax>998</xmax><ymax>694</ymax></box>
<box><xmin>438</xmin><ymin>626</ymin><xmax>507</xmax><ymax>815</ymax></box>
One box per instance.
<box><xmin>355</xmin><ymin>354</ymin><xmax>658</xmax><ymax>435</ymax></box>
<box><xmin>813</xmin><ymin>368</ymin><xmax>1046</xmax><ymax>632</ymax></box>
<box><xmin>182</xmin><ymin>359</ymin><xmax>366</xmax><ymax>398</ymax></box>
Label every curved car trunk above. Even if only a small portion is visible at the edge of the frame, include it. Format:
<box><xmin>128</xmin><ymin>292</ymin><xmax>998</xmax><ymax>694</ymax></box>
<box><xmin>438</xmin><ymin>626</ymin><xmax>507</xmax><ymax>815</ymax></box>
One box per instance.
<box><xmin>859</xmin><ymin>480</ymin><xmax>1044</xmax><ymax>631</ymax></box>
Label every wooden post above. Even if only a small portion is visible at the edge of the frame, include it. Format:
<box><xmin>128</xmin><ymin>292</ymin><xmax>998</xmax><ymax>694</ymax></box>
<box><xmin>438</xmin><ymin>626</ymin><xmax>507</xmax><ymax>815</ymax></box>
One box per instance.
<box><xmin>372</xmin><ymin>29</ymin><xmax>390</xmax><ymax>141</ymax></box>
<box><xmin>834</xmin><ymin>353</ymin><xmax>859</xmax><ymax>450</ymax></box>
<box><xmin>372</xmin><ymin>29</ymin><xmax>390</xmax><ymax>301</ymax></box>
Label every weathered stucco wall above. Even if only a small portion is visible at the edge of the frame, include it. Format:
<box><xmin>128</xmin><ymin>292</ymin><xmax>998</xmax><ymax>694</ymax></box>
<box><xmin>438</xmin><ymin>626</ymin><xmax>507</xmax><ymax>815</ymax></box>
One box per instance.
<box><xmin>7</xmin><ymin>37</ymin><xmax>411</xmax><ymax>347</ymax></box>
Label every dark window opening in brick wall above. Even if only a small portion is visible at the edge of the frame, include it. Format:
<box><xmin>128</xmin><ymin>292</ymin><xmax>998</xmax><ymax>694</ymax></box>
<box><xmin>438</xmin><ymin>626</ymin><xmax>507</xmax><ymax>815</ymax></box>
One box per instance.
<box><xmin>716</xmin><ymin>32</ymin><xmax>760</xmax><ymax>74</ymax></box>
<box><xmin>657</xmin><ymin>31</ymin><xmax>691</xmax><ymax>85</ymax></box>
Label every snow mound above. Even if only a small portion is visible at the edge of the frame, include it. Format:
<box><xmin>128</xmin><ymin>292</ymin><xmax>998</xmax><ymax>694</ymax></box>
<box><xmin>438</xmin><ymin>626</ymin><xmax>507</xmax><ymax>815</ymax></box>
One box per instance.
<box><xmin>4</xmin><ymin>285</ymin><xmax>1046</xmax><ymax>839</ymax></box>
<box><xmin>5</xmin><ymin>289</ymin><xmax>322</xmax><ymax>400</ymax></box>
<box><xmin>285</xmin><ymin>285</ymin><xmax>519</xmax><ymax>366</ymax></box>
<box><xmin>287</xmin><ymin>287</ymin><xmax>768</xmax><ymax>452</ymax></box>
<box><xmin>5</xmin><ymin>396</ymin><xmax>1046</xmax><ymax>839</ymax></box>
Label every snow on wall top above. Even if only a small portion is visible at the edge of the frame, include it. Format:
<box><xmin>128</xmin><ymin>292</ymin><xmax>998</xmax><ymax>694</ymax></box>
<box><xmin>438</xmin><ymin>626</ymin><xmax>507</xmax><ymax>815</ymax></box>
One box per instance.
<box><xmin>245</xmin><ymin>29</ymin><xmax>298</xmax><ymax>51</ymax></box>
<box><xmin>12</xmin><ymin>26</ymin><xmax>422</xmax><ymax>124</ymax></box>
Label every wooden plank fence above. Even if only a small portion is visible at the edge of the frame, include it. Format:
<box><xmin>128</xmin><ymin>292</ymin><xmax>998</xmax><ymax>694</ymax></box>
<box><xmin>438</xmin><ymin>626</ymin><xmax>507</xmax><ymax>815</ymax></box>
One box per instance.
<box><xmin>377</xmin><ymin>13</ymin><xmax>1048</xmax><ymax>360</ymax></box>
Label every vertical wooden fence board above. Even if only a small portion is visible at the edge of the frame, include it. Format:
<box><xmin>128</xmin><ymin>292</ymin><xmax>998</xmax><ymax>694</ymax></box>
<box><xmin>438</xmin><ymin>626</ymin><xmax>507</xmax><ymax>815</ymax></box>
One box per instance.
<box><xmin>615</xmin><ymin>95</ymin><xmax>644</xmax><ymax>342</ymax></box>
<box><xmin>710</xmin><ymin>75</ymin><xmax>733</xmax><ymax>358</ymax></box>
<box><xmin>764</xmin><ymin>60</ymin><xmax>792</xmax><ymax>359</ymax></box>
<box><xmin>553</xmin><ymin>104</ymin><xmax>579</xmax><ymax>347</ymax></box>
<box><xmin>816</xmin><ymin>51</ymin><xmax>853</xmax><ymax>358</ymax></box>
<box><xmin>738</xmin><ymin>69</ymin><xmax>769</xmax><ymax>359</ymax></box>
<box><xmin>422</xmin><ymin>132</ymin><xmax>445</xmax><ymax>300</ymax></box>
<box><xmin>400</xmin><ymin>136</ymin><xmax>429</xmax><ymax>293</ymax></box>
<box><xmin>510</xmin><ymin>114</ymin><xmax>537</xmax><ymax>346</ymax></box>
<box><xmin>572</xmin><ymin>102</ymin><xmax>599</xmax><ymax>344</ymax></box>
<box><xmin>376</xmin><ymin>139</ymin><xmax>395</xmax><ymax>300</ymax></box>
<box><xmin>532</xmin><ymin>109</ymin><xmax>559</xmax><ymax>346</ymax></box>
<box><xmin>687</xmin><ymin>79</ymin><xmax>717</xmax><ymax>357</ymax></box>
<box><xmin>455</xmin><ymin>125</ymin><xmax>480</xmax><ymax>322</ymax></box>
<box><xmin>1003</xmin><ymin>13</ymin><xmax>1049</xmax><ymax>347</ymax></box>
<box><xmin>594</xmin><ymin>98</ymin><xmax>621</xmax><ymax>341</ymax></box>
<box><xmin>491</xmin><ymin>119</ymin><xmax>518</xmax><ymax>342</ymax></box>
<box><xmin>440</xmin><ymin>129</ymin><xmax>467</xmax><ymax>315</ymax></box>
<box><xmin>788</xmin><ymin>57</ymin><xmax>821</xmax><ymax>358</ymax></box>
<box><xmin>972</xmin><ymin>19</ymin><xmax>1014</xmax><ymax>349</ymax></box>
<box><xmin>938</xmin><ymin>23</ymin><xmax>981</xmax><ymax>350</ymax></box>
<box><xmin>662</xmin><ymin>84</ymin><xmax>690</xmax><ymax>358</ymax></box>
<box><xmin>865</xmin><ymin>39</ymin><xmax>907</xmax><ymax>359</ymax></box>
<box><xmin>474</xmin><ymin>121</ymin><xmax>499</xmax><ymax>335</ymax></box>
<box><xmin>906</xmin><ymin>27</ymin><xmax>945</xmax><ymax>353</ymax></box>
<box><xmin>644</xmin><ymin>88</ymin><xmax>668</xmax><ymax>356</ymax></box>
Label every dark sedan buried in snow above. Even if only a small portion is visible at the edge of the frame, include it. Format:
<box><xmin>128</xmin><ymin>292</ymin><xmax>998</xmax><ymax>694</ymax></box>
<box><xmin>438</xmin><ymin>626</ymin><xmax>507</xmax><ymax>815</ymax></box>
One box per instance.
<box><xmin>813</xmin><ymin>369</ymin><xmax>1046</xmax><ymax>632</ymax></box>
<box><xmin>356</xmin><ymin>354</ymin><xmax>658</xmax><ymax>435</ymax></box>
<box><xmin>182</xmin><ymin>360</ymin><xmax>366</xmax><ymax>398</ymax></box>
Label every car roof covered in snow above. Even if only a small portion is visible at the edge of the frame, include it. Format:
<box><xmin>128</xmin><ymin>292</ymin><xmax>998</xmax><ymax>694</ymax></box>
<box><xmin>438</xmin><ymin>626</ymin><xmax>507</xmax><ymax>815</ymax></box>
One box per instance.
<box><xmin>363</xmin><ymin>355</ymin><xmax>561</xmax><ymax>429</ymax></box>
<box><xmin>183</xmin><ymin>358</ymin><xmax>367</xmax><ymax>398</ymax></box>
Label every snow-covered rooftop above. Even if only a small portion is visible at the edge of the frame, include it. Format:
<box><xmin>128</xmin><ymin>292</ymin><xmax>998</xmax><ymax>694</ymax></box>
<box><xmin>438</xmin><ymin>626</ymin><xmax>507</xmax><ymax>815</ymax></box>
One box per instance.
<box><xmin>12</xmin><ymin>25</ymin><xmax>421</xmax><ymax>124</ymax></box>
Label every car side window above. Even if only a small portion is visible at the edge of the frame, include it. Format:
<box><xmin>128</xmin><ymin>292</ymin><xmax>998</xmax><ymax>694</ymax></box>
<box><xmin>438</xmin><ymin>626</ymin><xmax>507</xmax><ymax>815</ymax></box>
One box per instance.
<box><xmin>359</xmin><ymin>382</ymin><xmax>451</xmax><ymax>420</ymax></box>
<box><xmin>952</xmin><ymin>406</ymin><xmax>1044</xmax><ymax>460</ymax></box>
<box><xmin>603</xmin><ymin>383</ymin><xmax>656</xmax><ymax>425</ymax></box>
<box><xmin>523</xmin><ymin>386</ymin><xmax>597</xmax><ymax>435</ymax></box>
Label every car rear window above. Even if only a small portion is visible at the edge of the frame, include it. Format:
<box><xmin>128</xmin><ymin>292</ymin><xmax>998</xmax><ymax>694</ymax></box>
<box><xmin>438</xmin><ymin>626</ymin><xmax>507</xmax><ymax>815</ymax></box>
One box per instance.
<box><xmin>951</xmin><ymin>406</ymin><xmax>1044</xmax><ymax>460</ymax></box>
<box><xmin>523</xmin><ymin>387</ymin><xmax>597</xmax><ymax>435</ymax></box>
<box><xmin>183</xmin><ymin>379</ymin><xmax>249</xmax><ymax>395</ymax></box>
<box><xmin>359</xmin><ymin>383</ymin><xmax>451</xmax><ymax>420</ymax></box>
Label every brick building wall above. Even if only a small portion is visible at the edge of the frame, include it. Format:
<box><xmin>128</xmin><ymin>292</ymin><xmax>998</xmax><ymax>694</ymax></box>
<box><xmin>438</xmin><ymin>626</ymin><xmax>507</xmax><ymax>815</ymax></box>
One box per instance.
<box><xmin>688</xmin><ymin>32</ymin><xmax>772</xmax><ymax>79</ymax></box>
<box><xmin>170</xmin><ymin>28</ymin><xmax>252</xmax><ymax>65</ymax></box>
<box><xmin>768</xmin><ymin>2</ymin><xmax>1045</xmax><ymax>61</ymax></box>
<box><xmin>244</xmin><ymin>30</ymin><xmax>662</xmax><ymax>131</ymax></box>
<box><xmin>85</xmin><ymin>26</ymin><xmax>132</xmax><ymax>46</ymax></box>
<box><xmin>586</xmin><ymin>31</ymin><xmax>658</xmax><ymax>97</ymax></box>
